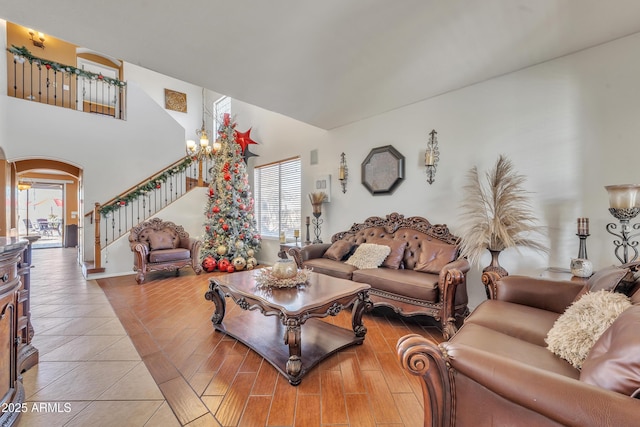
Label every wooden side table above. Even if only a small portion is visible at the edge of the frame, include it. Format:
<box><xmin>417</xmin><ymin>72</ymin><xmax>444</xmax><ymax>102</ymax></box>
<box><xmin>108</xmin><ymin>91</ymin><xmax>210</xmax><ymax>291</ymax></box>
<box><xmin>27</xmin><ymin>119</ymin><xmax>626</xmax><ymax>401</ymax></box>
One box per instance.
<box><xmin>540</xmin><ymin>267</ymin><xmax>590</xmax><ymax>283</ymax></box>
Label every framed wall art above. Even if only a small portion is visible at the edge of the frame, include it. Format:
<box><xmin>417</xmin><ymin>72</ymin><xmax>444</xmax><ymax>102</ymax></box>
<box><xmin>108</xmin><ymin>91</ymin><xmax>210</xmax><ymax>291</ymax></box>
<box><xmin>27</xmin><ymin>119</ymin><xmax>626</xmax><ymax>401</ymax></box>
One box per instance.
<box><xmin>164</xmin><ymin>89</ymin><xmax>187</xmax><ymax>113</ymax></box>
<box><xmin>361</xmin><ymin>145</ymin><xmax>405</xmax><ymax>195</ymax></box>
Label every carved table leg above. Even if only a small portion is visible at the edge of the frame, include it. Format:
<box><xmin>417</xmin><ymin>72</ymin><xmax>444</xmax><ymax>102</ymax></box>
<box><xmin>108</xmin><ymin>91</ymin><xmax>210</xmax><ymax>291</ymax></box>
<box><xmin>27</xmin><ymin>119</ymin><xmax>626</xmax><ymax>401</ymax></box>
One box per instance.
<box><xmin>284</xmin><ymin>318</ymin><xmax>302</xmax><ymax>385</ymax></box>
<box><xmin>204</xmin><ymin>280</ymin><xmax>226</xmax><ymax>325</ymax></box>
<box><xmin>352</xmin><ymin>290</ymin><xmax>372</xmax><ymax>338</ymax></box>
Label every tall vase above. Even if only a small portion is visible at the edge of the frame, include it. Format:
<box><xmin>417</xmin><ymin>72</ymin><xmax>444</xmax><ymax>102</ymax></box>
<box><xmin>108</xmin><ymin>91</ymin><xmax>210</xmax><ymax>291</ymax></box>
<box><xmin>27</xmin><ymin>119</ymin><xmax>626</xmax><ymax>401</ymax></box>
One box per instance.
<box><xmin>483</xmin><ymin>249</ymin><xmax>509</xmax><ymax>277</ymax></box>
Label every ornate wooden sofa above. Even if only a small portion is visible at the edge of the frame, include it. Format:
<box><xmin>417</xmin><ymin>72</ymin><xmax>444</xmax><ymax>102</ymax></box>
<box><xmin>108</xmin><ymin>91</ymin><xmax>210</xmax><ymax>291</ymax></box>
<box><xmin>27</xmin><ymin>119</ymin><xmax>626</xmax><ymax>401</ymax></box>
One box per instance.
<box><xmin>290</xmin><ymin>213</ymin><xmax>470</xmax><ymax>339</ymax></box>
<box><xmin>129</xmin><ymin>218</ymin><xmax>202</xmax><ymax>284</ymax></box>
<box><xmin>397</xmin><ymin>268</ymin><xmax>640</xmax><ymax>426</ymax></box>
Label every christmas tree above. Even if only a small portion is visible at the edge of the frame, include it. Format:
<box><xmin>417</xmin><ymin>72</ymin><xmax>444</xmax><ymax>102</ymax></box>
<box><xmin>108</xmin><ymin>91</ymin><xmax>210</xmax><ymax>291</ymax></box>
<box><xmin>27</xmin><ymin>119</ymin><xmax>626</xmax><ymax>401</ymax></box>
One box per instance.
<box><xmin>201</xmin><ymin>114</ymin><xmax>261</xmax><ymax>273</ymax></box>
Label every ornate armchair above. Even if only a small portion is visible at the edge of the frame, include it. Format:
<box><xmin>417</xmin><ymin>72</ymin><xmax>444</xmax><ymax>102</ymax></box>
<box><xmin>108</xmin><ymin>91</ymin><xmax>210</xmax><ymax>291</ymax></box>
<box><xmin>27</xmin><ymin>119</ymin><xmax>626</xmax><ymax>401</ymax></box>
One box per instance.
<box><xmin>129</xmin><ymin>218</ymin><xmax>202</xmax><ymax>284</ymax></box>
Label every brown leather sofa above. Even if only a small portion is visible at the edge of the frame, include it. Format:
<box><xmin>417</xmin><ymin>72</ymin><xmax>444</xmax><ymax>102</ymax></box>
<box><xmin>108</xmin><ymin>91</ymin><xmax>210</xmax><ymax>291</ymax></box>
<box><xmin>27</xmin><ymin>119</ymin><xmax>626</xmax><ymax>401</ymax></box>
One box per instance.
<box><xmin>290</xmin><ymin>213</ymin><xmax>470</xmax><ymax>339</ymax></box>
<box><xmin>129</xmin><ymin>217</ymin><xmax>202</xmax><ymax>284</ymax></box>
<box><xmin>397</xmin><ymin>271</ymin><xmax>640</xmax><ymax>427</ymax></box>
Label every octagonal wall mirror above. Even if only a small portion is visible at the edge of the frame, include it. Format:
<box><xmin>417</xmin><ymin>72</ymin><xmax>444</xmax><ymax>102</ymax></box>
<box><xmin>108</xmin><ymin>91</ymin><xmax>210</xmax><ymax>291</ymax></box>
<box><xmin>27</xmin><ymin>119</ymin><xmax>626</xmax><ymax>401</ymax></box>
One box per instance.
<box><xmin>361</xmin><ymin>145</ymin><xmax>405</xmax><ymax>195</ymax></box>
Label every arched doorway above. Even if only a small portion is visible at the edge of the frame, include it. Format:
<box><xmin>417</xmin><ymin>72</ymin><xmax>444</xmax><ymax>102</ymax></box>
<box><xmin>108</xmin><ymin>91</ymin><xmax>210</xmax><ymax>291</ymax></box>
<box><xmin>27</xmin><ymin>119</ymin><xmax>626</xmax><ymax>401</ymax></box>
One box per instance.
<box><xmin>14</xmin><ymin>159</ymin><xmax>82</xmax><ymax>251</ymax></box>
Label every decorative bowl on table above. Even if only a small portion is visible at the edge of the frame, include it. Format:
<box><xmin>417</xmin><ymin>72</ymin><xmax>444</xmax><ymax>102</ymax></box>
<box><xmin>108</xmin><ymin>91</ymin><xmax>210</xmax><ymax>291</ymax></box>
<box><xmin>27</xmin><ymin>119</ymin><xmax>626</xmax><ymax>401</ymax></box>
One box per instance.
<box><xmin>271</xmin><ymin>259</ymin><xmax>298</xmax><ymax>279</ymax></box>
<box><xmin>255</xmin><ymin>260</ymin><xmax>312</xmax><ymax>289</ymax></box>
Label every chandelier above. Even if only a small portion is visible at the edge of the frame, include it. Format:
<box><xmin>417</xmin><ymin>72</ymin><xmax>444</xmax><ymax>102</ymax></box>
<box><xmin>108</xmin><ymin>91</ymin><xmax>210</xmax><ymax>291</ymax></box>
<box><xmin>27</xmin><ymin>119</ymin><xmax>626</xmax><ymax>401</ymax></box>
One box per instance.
<box><xmin>186</xmin><ymin>88</ymin><xmax>216</xmax><ymax>159</ymax></box>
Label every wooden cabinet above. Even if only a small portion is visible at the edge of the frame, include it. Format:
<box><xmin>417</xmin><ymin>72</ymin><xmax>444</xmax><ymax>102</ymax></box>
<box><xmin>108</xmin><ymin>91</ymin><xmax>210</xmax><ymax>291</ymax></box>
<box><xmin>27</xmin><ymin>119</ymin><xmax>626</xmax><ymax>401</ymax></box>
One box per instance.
<box><xmin>17</xmin><ymin>236</ymin><xmax>38</xmax><ymax>372</ymax></box>
<box><xmin>0</xmin><ymin>238</ymin><xmax>29</xmax><ymax>427</ymax></box>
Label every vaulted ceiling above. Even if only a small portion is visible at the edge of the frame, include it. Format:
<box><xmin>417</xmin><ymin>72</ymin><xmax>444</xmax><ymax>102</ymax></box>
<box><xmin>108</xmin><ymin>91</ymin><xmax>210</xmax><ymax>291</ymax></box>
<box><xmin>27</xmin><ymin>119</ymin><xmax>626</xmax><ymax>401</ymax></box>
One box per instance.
<box><xmin>3</xmin><ymin>1</ymin><xmax>640</xmax><ymax>129</ymax></box>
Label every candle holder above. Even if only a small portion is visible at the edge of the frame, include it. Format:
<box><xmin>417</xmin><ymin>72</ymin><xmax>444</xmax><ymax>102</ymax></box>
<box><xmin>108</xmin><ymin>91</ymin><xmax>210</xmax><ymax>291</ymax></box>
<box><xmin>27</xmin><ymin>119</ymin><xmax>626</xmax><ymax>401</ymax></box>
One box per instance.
<box><xmin>312</xmin><ymin>212</ymin><xmax>323</xmax><ymax>244</ymax></box>
<box><xmin>305</xmin><ymin>222</ymin><xmax>311</xmax><ymax>245</ymax></box>
<box><xmin>605</xmin><ymin>185</ymin><xmax>640</xmax><ymax>264</ymax></box>
<box><xmin>576</xmin><ymin>232</ymin><xmax>590</xmax><ymax>259</ymax></box>
<box><xmin>308</xmin><ymin>192</ymin><xmax>326</xmax><ymax>245</ymax></box>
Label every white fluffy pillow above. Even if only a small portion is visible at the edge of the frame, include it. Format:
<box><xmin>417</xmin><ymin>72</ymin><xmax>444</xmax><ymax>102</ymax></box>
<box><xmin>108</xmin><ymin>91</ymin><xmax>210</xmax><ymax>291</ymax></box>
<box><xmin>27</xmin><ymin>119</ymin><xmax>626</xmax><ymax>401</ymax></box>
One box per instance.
<box><xmin>345</xmin><ymin>243</ymin><xmax>391</xmax><ymax>270</ymax></box>
<box><xmin>546</xmin><ymin>290</ymin><xmax>632</xmax><ymax>369</ymax></box>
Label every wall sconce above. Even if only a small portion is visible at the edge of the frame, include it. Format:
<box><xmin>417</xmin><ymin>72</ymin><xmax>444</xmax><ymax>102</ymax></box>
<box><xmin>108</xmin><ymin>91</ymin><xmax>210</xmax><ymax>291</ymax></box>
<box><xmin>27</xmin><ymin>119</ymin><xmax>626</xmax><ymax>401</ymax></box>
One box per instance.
<box><xmin>605</xmin><ymin>184</ymin><xmax>640</xmax><ymax>264</ymax></box>
<box><xmin>338</xmin><ymin>152</ymin><xmax>348</xmax><ymax>193</ymax></box>
<box><xmin>28</xmin><ymin>29</ymin><xmax>46</xmax><ymax>49</ymax></box>
<box><xmin>425</xmin><ymin>129</ymin><xmax>439</xmax><ymax>184</ymax></box>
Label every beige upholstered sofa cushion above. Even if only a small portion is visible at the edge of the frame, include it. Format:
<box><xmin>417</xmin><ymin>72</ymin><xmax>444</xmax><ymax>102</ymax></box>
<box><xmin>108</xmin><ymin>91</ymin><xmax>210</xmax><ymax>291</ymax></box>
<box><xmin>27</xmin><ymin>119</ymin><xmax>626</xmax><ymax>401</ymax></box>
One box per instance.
<box><xmin>546</xmin><ymin>290</ymin><xmax>632</xmax><ymax>369</ymax></box>
<box><xmin>345</xmin><ymin>243</ymin><xmax>391</xmax><ymax>270</ymax></box>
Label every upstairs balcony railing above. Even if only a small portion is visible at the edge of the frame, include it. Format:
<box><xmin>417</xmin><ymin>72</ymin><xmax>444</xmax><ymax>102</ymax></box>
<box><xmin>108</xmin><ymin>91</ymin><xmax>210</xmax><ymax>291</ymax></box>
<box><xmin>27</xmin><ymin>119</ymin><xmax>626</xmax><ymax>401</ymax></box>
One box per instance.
<box><xmin>88</xmin><ymin>156</ymin><xmax>214</xmax><ymax>270</ymax></box>
<box><xmin>7</xmin><ymin>45</ymin><xmax>127</xmax><ymax>119</ymax></box>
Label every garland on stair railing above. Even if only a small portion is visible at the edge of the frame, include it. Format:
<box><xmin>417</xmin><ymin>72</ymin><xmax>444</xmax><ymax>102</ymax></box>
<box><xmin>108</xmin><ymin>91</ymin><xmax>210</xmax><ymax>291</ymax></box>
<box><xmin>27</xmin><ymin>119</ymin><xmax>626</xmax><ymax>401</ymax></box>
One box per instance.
<box><xmin>7</xmin><ymin>45</ymin><xmax>127</xmax><ymax>87</ymax></box>
<box><xmin>99</xmin><ymin>157</ymin><xmax>194</xmax><ymax>216</ymax></box>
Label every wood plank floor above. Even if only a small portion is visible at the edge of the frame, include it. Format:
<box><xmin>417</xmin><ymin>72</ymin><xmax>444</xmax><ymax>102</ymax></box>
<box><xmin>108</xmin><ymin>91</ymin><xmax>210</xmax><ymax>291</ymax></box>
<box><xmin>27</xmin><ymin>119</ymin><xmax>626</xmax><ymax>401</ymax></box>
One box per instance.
<box><xmin>97</xmin><ymin>268</ymin><xmax>444</xmax><ymax>426</ymax></box>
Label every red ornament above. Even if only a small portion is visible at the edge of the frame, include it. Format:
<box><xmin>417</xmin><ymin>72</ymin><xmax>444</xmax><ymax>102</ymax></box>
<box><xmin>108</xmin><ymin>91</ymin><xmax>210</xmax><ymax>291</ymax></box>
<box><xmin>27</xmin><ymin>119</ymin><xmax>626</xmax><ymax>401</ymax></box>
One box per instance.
<box><xmin>226</xmin><ymin>265</ymin><xmax>235</xmax><ymax>273</ymax></box>
<box><xmin>224</xmin><ymin>173</ymin><xmax>231</xmax><ymax>181</ymax></box>
<box><xmin>98</xmin><ymin>74</ymin><xmax>104</xmax><ymax>80</ymax></box>
<box><xmin>219</xmin><ymin>218</ymin><xmax>224</xmax><ymax>224</ymax></box>
<box><xmin>218</xmin><ymin>258</ymin><xmax>230</xmax><ymax>271</ymax></box>
<box><xmin>156</xmin><ymin>183</ymin><xmax>161</xmax><ymax>189</ymax></box>
<box><xmin>212</xmin><ymin>206</ymin><xmax>220</xmax><ymax>213</ymax></box>
<box><xmin>244</xmin><ymin>223</ymin><xmax>250</xmax><ymax>228</ymax></box>
<box><xmin>239</xmin><ymin>204</ymin><xmax>246</xmax><ymax>210</ymax></box>
<box><xmin>45</xmin><ymin>64</ymin><xmax>51</xmax><ymax>70</ymax></box>
<box><xmin>222</xmin><ymin>224</ymin><xmax>229</xmax><ymax>231</ymax></box>
<box><xmin>119</xmin><ymin>200</ymin><xmax>126</xmax><ymax>206</ymax></box>
<box><xmin>201</xmin><ymin>256</ymin><xmax>217</xmax><ymax>273</ymax></box>
<box><xmin>209</xmin><ymin>188</ymin><xmax>214</xmax><ymax>197</ymax></box>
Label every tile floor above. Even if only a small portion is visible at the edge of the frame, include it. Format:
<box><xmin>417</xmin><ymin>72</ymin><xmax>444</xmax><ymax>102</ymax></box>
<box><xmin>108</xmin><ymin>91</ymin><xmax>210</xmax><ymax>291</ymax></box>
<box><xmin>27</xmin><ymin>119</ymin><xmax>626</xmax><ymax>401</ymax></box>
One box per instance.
<box><xmin>18</xmin><ymin>247</ymin><xmax>181</xmax><ymax>426</ymax></box>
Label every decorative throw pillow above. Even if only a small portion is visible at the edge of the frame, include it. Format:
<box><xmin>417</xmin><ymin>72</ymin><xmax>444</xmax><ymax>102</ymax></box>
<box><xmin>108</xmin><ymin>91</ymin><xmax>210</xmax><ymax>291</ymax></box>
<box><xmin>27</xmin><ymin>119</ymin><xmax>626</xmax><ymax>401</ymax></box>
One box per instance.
<box><xmin>587</xmin><ymin>265</ymin><xmax>629</xmax><ymax>293</ymax></box>
<box><xmin>545</xmin><ymin>290</ymin><xmax>632</xmax><ymax>369</ymax></box>
<box><xmin>149</xmin><ymin>231</ymin><xmax>175</xmax><ymax>250</ymax></box>
<box><xmin>345</xmin><ymin>243</ymin><xmax>391</xmax><ymax>270</ymax></box>
<box><xmin>323</xmin><ymin>240</ymin><xmax>354</xmax><ymax>261</ymax></box>
<box><xmin>369</xmin><ymin>238</ymin><xmax>407</xmax><ymax>269</ymax></box>
<box><xmin>413</xmin><ymin>239</ymin><xmax>457</xmax><ymax>274</ymax></box>
<box><xmin>580</xmin><ymin>305</ymin><xmax>640</xmax><ymax>395</ymax></box>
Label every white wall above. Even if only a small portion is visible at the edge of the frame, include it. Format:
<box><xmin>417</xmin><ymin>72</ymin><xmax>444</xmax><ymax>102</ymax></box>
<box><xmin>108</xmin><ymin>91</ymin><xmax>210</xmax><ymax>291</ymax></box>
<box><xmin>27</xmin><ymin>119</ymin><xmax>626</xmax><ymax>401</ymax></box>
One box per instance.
<box><xmin>124</xmin><ymin>63</ymin><xmax>224</xmax><ymax>143</ymax></box>
<box><xmin>233</xmin><ymin>31</ymin><xmax>640</xmax><ymax>309</ymax></box>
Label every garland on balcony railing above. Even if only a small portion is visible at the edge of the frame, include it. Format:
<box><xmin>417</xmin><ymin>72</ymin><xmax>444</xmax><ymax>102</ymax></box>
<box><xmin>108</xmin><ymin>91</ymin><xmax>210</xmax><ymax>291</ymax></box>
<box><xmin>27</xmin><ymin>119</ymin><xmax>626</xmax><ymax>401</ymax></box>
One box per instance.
<box><xmin>7</xmin><ymin>45</ymin><xmax>127</xmax><ymax>87</ymax></box>
<box><xmin>99</xmin><ymin>157</ymin><xmax>194</xmax><ymax>216</ymax></box>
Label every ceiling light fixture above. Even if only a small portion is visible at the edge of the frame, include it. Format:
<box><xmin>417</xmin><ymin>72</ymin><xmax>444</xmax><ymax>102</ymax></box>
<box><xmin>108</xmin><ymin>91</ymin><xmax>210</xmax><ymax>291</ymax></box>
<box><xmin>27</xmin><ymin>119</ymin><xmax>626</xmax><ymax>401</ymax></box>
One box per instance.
<box><xmin>186</xmin><ymin>88</ymin><xmax>214</xmax><ymax>159</ymax></box>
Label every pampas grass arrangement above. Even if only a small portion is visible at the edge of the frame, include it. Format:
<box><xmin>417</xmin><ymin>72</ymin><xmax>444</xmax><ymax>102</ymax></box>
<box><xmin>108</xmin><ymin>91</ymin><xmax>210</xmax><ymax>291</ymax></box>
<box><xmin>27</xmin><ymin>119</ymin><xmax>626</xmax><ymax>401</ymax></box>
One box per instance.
<box><xmin>457</xmin><ymin>155</ymin><xmax>548</xmax><ymax>268</ymax></box>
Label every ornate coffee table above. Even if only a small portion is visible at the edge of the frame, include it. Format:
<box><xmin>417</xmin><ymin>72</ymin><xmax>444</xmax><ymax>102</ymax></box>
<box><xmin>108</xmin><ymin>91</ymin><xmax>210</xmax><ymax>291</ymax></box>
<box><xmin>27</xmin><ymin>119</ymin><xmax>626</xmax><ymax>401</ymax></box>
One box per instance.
<box><xmin>204</xmin><ymin>269</ymin><xmax>371</xmax><ymax>385</ymax></box>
